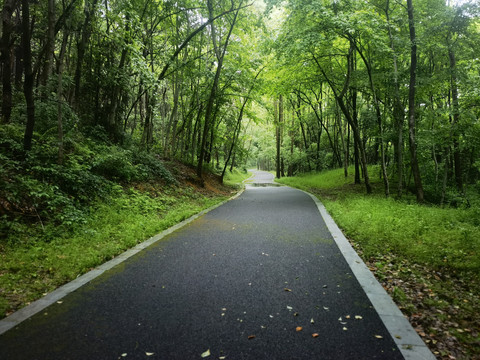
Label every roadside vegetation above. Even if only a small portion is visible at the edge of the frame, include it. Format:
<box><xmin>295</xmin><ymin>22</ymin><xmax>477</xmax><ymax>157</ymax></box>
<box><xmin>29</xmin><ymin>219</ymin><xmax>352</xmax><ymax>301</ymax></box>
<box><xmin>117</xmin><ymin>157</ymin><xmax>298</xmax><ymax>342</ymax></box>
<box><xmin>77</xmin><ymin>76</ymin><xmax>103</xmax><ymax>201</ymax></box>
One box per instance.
<box><xmin>277</xmin><ymin>168</ymin><xmax>480</xmax><ymax>359</ymax></box>
<box><xmin>0</xmin><ymin>123</ymin><xmax>250</xmax><ymax>319</ymax></box>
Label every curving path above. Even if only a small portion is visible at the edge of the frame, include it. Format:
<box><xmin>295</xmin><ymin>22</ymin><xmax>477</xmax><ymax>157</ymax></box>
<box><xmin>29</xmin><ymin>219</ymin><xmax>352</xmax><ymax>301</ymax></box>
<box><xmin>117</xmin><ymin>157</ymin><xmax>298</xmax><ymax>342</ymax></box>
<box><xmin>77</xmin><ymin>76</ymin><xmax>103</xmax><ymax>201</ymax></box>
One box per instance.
<box><xmin>0</xmin><ymin>171</ymin><xmax>434</xmax><ymax>359</ymax></box>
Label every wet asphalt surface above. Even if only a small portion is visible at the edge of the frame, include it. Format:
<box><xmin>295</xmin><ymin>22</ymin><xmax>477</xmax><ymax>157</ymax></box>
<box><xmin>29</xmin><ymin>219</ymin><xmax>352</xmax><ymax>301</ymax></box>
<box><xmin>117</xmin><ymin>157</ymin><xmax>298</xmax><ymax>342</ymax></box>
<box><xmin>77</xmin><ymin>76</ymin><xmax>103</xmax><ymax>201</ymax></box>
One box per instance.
<box><xmin>0</xmin><ymin>171</ymin><xmax>404</xmax><ymax>359</ymax></box>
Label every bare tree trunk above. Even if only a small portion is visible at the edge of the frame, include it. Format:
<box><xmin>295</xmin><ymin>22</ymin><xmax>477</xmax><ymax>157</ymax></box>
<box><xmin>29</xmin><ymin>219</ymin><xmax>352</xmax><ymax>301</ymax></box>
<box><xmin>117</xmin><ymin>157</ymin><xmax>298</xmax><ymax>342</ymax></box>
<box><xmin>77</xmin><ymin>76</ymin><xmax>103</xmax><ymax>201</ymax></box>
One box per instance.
<box><xmin>406</xmin><ymin>0</ymin><xmax>424</xmax><ymax>203</ymax></box>
<box><xmin>22</xmin><ymin>0</ymin><xmax>35</xmax><ymax>152</ymax></box>
<box><xmin>385</xmin><ymin>0</ymin><xmax>405</xmax><ymax>197</ymax></box>
<box><xmin>41</xmin><ymin>0</ymin><xmax>56</xmax><ymax>95</ymax></box>
<box><xmin>448</xmin><ymin>48</ymin><xmax>463</xmax><ymax>194</ymax></box>
<box><xmin>1</xmin><ymin>0</ymin><xmax>16</xmax><ymax>124</ymax></box>
<box><xmin>57</xmin><ymin>30</ymin><xmax>69</xmax><ymax>165</ymax></box>
<box><xmin>274</xmin><ymin>98</ymin><xmax>280</xmax><ymax>179</ymax></box>
<box><xmin>313</xmin><ymin>45</ymin><xmax>371</xmax><ymax>193</ymax></box>
<box><xmin>197</xmin><ymin>0</ymin><xmax>240</xmax><ymax>179</ymax></box>
<box><xmin>73</xmin><ymin>0</ymin><xmax>98</xmax><ymax>107</ymax></box>
<box><xmin>353</xmin><ymin>41</ymin><xmax>389</xmax><ymax>196</ymax></box>
<box><xmin>335</xmin><ymin>103</ymin><xmax>347</xmax><ymax>177</ymax></box>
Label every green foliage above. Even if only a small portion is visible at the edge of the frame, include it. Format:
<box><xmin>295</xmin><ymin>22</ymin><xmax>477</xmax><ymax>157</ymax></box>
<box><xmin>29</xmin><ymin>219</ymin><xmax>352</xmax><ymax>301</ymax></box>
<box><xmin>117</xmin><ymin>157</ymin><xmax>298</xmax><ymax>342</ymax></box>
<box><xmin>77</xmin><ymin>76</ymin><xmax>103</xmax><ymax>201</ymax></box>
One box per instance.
<box><xmin>223</xmin><ymin>168</ymin><xmax>251</xmax><ymax>186</ymax></box>
<box><xmin>278</xmin><ymin>168</ymin><xmax>480</xmax><ymax>274</ymax></box>
<box><xmin>131</xmin><ymin>151</ymin><xmax>177</xmax><ymax>184</ymax></box>
<box><xmin>91</xmin><ymin>147</ymin><xmax>138</xmax><ymax>182</ymax></box>
<box><xmin>277</xmin><ymin>167</ymin><xmax>355</xmax><ymax>189</ymax></box>
<box><xmin>0</xmin><ymin>123</ymin><xmax>177</xmax><ymax>244</ymax></box>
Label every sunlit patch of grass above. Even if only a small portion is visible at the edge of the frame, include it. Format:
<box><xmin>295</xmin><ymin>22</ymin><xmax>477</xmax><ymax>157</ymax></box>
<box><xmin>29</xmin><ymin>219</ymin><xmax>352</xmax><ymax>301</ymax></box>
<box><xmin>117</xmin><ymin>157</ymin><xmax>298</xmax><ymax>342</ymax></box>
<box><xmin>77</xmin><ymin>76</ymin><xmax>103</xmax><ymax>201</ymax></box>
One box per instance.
<box><xmin>223</xmin><ymin>168</ymin><xmax>252</xmax><ymax>187</ymax></box>
<box><xmin>325</xmin><ymin>195</ymin><xmax>480</xmax><ymax>272</ymax></box>
<box><xmin>277</xmin><ymin>167</ymin><xmax>355</xmax><ymax>190</ymax></box>
<box><xmin>277</xmin><ymin>167</ymin><xmax>480</xmax><ymax>274</ymax></box>
<box><xmin>0</xmin><ymin>187</ymin><xmax>226</xmax><ymax>318</ymax></box>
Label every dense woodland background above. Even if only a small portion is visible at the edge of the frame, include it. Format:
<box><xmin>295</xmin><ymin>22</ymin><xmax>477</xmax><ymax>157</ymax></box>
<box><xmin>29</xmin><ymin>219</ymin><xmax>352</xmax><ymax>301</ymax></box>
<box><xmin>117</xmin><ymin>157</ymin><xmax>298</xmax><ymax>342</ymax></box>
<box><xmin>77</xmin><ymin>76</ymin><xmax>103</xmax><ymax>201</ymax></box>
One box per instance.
<box><xmin>1</xmin><ymin>0</ymin><xmax>480</xmax><ymax>243</ymax></box>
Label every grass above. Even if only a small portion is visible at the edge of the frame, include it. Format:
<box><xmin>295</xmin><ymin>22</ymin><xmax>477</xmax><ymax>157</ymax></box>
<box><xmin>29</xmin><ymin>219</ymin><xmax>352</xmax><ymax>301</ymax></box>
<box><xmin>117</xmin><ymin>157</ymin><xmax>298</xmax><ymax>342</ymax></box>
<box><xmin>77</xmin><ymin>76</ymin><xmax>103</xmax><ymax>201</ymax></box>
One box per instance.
<box><xmin>277</xmin><ymin>167</ymin><xmax>480</xmax><ymax>358</ymax></box>
<box><xmin>222</xmin><ymin>168</ymin><xmax>252</xmax><ymax>187</ymax></box>
<box><xmin>276</xmin><ymin>167</ymin><xmax>480</xmax><ymax>273</ymax></box>
<box><xmin>0</xmin><ymin>183</ymin><xmax>229</xmax><ymax>319</ymax></box>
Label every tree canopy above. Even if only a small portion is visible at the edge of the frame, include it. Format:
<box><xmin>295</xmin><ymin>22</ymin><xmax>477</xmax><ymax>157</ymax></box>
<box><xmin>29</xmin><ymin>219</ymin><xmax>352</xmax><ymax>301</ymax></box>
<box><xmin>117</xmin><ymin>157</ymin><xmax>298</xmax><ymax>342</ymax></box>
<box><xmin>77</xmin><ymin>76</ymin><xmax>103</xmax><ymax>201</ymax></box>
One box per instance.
<box><xmin>1</xmin><ymin>0</ymin><xmax>479</xmax><ymax>204</ymax></box>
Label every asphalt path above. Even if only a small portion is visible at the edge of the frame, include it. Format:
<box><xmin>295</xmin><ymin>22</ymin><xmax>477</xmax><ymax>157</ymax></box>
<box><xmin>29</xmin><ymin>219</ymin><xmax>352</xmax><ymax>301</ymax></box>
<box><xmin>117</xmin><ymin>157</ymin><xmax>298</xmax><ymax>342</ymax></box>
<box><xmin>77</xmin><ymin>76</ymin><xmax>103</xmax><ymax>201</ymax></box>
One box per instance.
<box><xmin>1</xmin><ymin>171</ymin><xmax>410</xmax><ymax>359</ymax></box>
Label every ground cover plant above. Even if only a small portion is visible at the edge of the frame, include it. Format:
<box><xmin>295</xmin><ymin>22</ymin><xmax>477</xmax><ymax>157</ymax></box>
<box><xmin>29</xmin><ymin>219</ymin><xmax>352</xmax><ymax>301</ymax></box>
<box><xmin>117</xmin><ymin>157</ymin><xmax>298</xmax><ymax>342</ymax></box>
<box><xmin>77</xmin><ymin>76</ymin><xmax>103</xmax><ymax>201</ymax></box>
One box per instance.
<box><xmin>277</xmin><ymin>168</ymin><xmax>480</xmax><ymax>359</ymax></box>
<box><xmin>0</xmin><ymin>125</ymin><xmax>249</xmax><ymax>319</ymax></box>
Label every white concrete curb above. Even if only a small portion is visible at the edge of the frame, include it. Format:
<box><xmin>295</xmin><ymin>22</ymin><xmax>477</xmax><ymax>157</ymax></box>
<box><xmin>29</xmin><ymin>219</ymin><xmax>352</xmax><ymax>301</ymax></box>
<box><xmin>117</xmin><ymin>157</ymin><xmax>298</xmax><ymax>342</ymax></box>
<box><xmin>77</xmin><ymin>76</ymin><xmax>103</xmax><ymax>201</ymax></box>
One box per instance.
<box><xmin>0</xmin><ymin>189</ymin><xmax>244</xmax><ymax>336</ymax></box>
<box><xmin>303</xmin><ymin>190</ymin><xmax>436</xmax><ymax>360</ymax></box>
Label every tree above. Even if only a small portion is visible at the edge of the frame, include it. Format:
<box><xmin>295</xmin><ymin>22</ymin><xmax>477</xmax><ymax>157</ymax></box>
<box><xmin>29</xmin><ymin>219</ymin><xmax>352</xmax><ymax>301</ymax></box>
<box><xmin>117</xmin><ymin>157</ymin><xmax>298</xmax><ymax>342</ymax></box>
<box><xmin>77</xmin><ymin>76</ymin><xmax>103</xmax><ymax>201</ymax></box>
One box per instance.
<box><xmin>406</xmin><ymin>0</ymin><xmax>424</xmax><ymax>203</ymax></box>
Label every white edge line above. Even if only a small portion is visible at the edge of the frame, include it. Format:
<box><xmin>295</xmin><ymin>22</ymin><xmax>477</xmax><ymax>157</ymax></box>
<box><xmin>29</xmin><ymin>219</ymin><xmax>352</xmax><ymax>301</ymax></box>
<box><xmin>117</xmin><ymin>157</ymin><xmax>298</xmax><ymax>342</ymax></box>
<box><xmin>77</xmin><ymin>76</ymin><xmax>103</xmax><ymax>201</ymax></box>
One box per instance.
<box><xmin>301</xmin><ymin>190</ymin><xmax>436</xmax><ymax>360</ymax></box>
<box><xmin>0</xmin><ymin>188</ymin><xmax>245</xmax><ymax>336</ymax></box>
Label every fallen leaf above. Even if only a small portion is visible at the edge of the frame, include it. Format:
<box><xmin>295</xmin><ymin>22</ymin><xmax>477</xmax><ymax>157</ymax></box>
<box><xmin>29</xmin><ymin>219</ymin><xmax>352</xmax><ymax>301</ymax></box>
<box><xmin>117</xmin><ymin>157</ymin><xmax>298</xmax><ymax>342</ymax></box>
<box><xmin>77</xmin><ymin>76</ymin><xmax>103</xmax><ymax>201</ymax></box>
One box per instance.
<box><xmin>323</xmin><ymin>306</ymin><xmax>329</xmax><ymax>311</ymax></box>
<box><xmin>293</xmin><ymin>312</ymin><xmax>299</xmax><ymax>317</ymax></box>
<box><xmin>310</xmin><ymin>318</ymin><xmax>314</xmax><ymax>324</ymax></box>
<box><xmin>284</xmin><ymin>288</ymin><xmax>292</xmax><ymax>292</ymax></box>
<box><xmin>355</xmin><ymin>315</ymin><xmax>363</xmax><ymax>320</ymax></box>
<box><xmin>121</xmin><ymin>354</ymin><xmax>127</xmax><ymax>357</ymax></box>
<box><xmin>146</xmin><ymin>352</ymin><xmax>154</xmax><ymax>356</ymax></box>
<box><xmin>287</xmin><ymin>305</ymin><xmax>293</xmax><ymax>310</ymax></box>
<box><xmin>375</xmin><ymin>335</ymin><xmax>383</xmax><ymax>339</ymax></box>
<box><xmin>56</xmin><ymin>301</ymin><xmax>63</xmax><ymax>304</ymax></box>
<box><xmin>248</xmin><ymin>335</ymin><xmax>256</xmax><ymax>340</ymax></box>
<box><xmin>345</xmin><ymin>315</ymin><xmax>351</xmax><ymax>319</ymax></box>
<box><xmin>312</xmin><ymin>333</ymin><xmax>319</xmax><ymax>338</ymax></box>
<box><xmin>219</xmin><ymin>357</ymin><xmax>226</xmax><ymax>360</ymax></box>
<box><xmin>201</xmin><ymin>349</ymin><xmax>211</xmax><ymax>358</ymax></box>
<box><xmin>296</xmin><ymin>326</ymin><xmax>303</xmax><ymax>332</ymax></box>
<box><xmin>343</xmin><ymin>327</ymin><xmax>348</xmax><ymax>331</ymax></box>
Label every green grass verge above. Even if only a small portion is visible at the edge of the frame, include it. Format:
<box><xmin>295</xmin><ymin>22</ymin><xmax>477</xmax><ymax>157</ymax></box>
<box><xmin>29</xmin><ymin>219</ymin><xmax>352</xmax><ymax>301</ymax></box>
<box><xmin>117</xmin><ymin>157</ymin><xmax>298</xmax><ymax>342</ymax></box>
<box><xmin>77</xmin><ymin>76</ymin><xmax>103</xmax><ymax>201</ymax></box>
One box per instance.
<box><xmin>222</xmin><ymin>168</ymin><xmax>252</xmax><ymax>187</ymax></box>
<box><xmin>277</xmin><ymin>167</ymin><xmax>480</xmax><ymax>274</ymax></box>
<box><xmin>0</xmin><ymin>185</ymin><xmax>228</xmax><ymax>318</ymax></box>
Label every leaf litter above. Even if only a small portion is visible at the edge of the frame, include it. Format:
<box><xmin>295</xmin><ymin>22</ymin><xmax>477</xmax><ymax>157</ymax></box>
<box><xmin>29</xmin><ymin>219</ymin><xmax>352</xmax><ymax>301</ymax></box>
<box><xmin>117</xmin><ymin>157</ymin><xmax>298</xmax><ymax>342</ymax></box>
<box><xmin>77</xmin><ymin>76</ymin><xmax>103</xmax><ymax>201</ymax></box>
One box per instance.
<box><xmin>349</xmin><ymin>241</ymin><xmax>480</xmax><ymax>359</ymax></box>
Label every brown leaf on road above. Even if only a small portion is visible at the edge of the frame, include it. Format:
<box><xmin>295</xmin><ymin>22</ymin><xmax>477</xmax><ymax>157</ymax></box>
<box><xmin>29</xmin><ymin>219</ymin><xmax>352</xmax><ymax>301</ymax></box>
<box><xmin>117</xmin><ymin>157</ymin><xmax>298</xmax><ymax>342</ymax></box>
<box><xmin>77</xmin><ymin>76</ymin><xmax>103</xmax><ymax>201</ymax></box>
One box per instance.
<box><xmin>296</xmin><ymin>326</ymin><xmax>303</xmax><ymax>332</ymax></box>
<box><xmin>312</xmin><ymin>333</ymin><xmax>319</xmax><ymax>338</ymax></box>
<box><xmin>248</xmin><ymin>335</ymin><xmax>256</xmax><ymax>340</ymax></box>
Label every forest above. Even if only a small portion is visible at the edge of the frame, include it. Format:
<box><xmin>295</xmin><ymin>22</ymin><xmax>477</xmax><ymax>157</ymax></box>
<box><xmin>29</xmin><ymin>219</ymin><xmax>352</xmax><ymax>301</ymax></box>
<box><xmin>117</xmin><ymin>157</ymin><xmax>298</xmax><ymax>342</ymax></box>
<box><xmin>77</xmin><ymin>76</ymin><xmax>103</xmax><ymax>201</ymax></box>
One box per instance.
<box><xmin>0</xmin><ymin>0</ymin><xmax>479</xmax><ymax>357</ymax></box>
<box><xmin>1</xmin><ymin>0</ymin><xmax>479</xmax><ymax>209</ymax></box>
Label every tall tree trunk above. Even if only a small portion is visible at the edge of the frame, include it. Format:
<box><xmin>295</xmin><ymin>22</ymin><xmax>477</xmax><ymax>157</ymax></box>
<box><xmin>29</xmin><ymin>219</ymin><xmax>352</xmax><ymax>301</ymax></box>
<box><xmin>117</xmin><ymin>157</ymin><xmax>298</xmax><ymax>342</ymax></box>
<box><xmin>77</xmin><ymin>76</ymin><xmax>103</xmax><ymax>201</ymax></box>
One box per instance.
<box><xmin>164</xmin><ymin>74</ymin><xmax>180</xmax><ymax>158</ymax></box>
<box><xmin>353</xmin><ymin>41</ymin><xmax>389</xmax><ymax>196</ymax></box>
<box><xmin>274</xmin><ymin>98</ymin><xmax>280</xmax><ymax>179</ymax></box>
<box><xmin>73</xmin><ymin>0</ymin><xmax>98</xmax><ymax>107</ymax></box>
<box><xmin>385</xmin><ymin>0</ymin><xmax>405</xmax><ymax>197</ymax></box>
<box><xmin>197</xmin><ymin>0</ymin><xmax>240</xmax><ymax>178</ymax></box>
<box><xmin>22</xmin><ymin>0</ymin><xmax>35</xmax><ymax>152</ymax></box>
<box><xmin>1</xmin><ymin>0</ymin><xmax>16</xmax><ymax>124</ymax></box>
<box><xmin>313</xmin><ymin>47</ymin><xmax>371</xmax><ymax>192</ymax></box>
<box><xmin>335</xmin><ymin>103</ymin><xmax>347</xmax><ymax>177</ymax></box>
<box><xmin>57</xmin><ymin>30</ymin><xmax>69</xmax><ymax>165</ymax></box>
<box><xmin>406</xmin><ymin>0</ymin><xmax>424</xmax><ymax>203</ymax></box>
<box><xmin>448</xmin><ymin>48</ymin><xmax>463</xmax><ymax>193</ymax></box>
<box><xmin>41</xmin><ymin>0</ymin><xmax>56</xmax><ymax>96</ymax></box>
<box><xmin>279</xmin><ymin>95</ymin><xmax>285</xmax><ymax>177</ymax></box>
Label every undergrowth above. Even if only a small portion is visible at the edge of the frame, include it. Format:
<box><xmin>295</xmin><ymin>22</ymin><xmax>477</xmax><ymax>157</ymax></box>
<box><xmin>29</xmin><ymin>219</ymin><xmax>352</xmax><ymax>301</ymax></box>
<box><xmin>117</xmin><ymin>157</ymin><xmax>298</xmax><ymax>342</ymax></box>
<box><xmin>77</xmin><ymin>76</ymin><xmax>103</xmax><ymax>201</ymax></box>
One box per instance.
<box><xmin>0</xmin><ymin>124</ymin><xmax>235</xmax><ymax>319</ymax></box>
<box><xmin>223</xmin><ymin>168</ymin><xmax>251</xmax><ymax>187</ymax></box>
